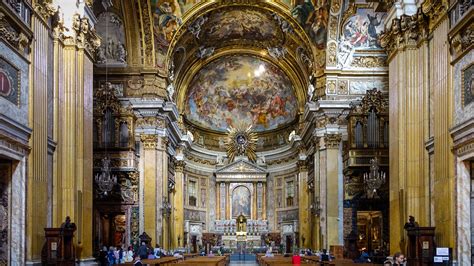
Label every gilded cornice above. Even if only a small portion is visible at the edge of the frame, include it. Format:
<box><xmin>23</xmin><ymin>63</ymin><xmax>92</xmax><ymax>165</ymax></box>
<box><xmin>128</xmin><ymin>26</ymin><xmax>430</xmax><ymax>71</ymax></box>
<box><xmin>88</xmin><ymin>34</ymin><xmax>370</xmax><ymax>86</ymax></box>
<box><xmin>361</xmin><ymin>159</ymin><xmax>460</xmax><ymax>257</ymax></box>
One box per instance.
<box><xmin>140</xmin><ymin>134</ymin><xmax>158</xmax><ymax>150</ymax></box>
<box><xmin>136</xmin><ymin>116</ymin><xmax>166</xmax><ymax>130</ymax></box>
<box><xmin>125</xmin><ymin>76</ymin><xmax>167</xmax><ymax>99</ymax></box>
<box><xmin>74</xmin><ymin>15</ymin><xmax>101</xmax><ymax>58</ymax></box>
<box><xmin>421</xmin><ymin>0</ymin><xmax>449</xmax><ymax>32</ymax></box>
<box><xmin>448</xmin><ymin>8</ymin><xmax>473</xmax><ymax>64</ymax></box>
<box><xmin>0</xmin><ymin>10</ymin><xmax>31</xmax><ymax>56</ymax></box>
<box><xmin>379</xmin><ymin>8</ymin><xmax>429</xmax><ymax>61</ymax></box>
<box><xmin>33</xmin><ymin>1</ymin><xmax>56</xmax><ymax>22</ymax></box>
<box><xmin>350</xmin><ymin>56</ymin><xmax>387</xmax><ymax>68</ymax></box>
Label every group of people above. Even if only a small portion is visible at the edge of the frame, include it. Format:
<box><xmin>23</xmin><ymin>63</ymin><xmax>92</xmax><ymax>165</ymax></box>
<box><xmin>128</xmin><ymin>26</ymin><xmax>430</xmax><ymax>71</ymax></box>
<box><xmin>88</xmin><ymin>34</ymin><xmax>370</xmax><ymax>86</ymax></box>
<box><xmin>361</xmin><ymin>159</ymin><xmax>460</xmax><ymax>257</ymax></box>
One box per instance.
<box><xmin>98</xmin><ymin>246</ymin><xmax>134</xmax><ymax>265</ymax></box>
<box><xmin>97</xmin><ymin>242</ymin><xmax>177</xmax><ymax>265</ymax></box>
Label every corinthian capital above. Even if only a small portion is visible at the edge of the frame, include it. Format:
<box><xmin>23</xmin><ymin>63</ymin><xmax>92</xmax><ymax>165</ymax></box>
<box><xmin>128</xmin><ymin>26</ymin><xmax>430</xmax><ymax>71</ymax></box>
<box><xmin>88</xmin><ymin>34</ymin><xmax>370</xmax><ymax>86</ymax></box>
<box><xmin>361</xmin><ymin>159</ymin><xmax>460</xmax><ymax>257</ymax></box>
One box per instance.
<box><xmin>140</xmin><ymin>134</ymin><xmax>158</xmax><ymax>150</ymax></box>
<box><xmin>324</xmin><ymin>133</ymin><xmax>342</xmax><ymax>149</ymax></box>
<box><xmin>379</xmin><ymin>8</ymin><xmax>428</xmax><ymax>59</ymax></box>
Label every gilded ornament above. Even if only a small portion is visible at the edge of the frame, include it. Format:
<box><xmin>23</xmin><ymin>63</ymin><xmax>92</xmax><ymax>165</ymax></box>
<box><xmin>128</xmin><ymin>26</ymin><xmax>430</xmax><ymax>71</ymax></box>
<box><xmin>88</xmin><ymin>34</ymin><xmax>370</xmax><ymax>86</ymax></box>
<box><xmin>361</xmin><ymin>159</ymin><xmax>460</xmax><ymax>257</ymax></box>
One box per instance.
<box><xmin>140</xmin><ymin>134</ymin><xmax>158</xmax><ymax>150</ymax></box>
<box><xmin>327</xmin><ymin>42</ymin><xmax>337</xmax><ymax>66</ymax></box>
<box><xmin>94</xmin><ymin>82</ymin><xmax>121</xmax><ymax>114</ymax></box>
<box><xmin>34</xmin><ymin>1</ymin><xmax>56</xmax><ymax>21</ymax></box>
<box><xmin>127</xmin><ymin>79</ymin><xmax>144</xmax><ymax>90</ymax></box>
<box><xmin>324</xmin><ymin>133</ymin><xmax>342</xmax><ymax>149</ymax></box>
<box><xmin>0</xmin><ymin>12</ymin><xmax>31</xmax><ymax>54</ymax></box>
<box><xmin>350</xmin><ymin>56</ymin><xmax>386</xmax><ymax>68</ymax></box>
<box><xmin>140</xmin><ymin>0</ymin><xmax>154</xmax><ymax>66</ymax></box>
<box><xmin>225</xmin><ymin>124</ymin><xmax>258</xmax><ymax>163</ymax></box>
<box><xmin>337</xmin><ymin>80</ymin><xmax>348</xmax><ymax>95</ymax></box>
<box><xmin>330</xmin><ymin>0</ymin><xmax>341</xmax><ymax>14</ymax></box>
<box><xmin>327</xmin><ymin>80</ymin><xmax>336</xmax><ymax>94</ymax></box>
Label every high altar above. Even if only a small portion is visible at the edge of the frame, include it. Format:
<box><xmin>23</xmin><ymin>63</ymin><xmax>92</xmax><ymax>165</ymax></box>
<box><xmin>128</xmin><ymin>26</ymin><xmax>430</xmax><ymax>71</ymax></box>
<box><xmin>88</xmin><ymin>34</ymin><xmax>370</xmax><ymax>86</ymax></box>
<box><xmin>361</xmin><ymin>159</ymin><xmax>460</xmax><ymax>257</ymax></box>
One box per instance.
<box><xmin>214</xmin><ymin>158</ymin><xmax>269</xmax><ymax>249</ymax></box>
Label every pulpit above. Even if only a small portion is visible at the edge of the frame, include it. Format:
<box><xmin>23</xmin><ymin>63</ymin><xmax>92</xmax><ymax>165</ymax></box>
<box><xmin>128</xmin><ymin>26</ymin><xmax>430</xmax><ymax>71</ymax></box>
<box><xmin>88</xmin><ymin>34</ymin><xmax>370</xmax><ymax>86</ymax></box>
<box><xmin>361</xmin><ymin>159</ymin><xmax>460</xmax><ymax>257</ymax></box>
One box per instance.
<box><xmin>406</xmin><ymin>227</ymin><xmax>436</xmax><ymax>266</ymax></box>
<box><xmin>42</xmin><ymin>228</ymin><xmax>76</xmax><ymax>265</ymax></box>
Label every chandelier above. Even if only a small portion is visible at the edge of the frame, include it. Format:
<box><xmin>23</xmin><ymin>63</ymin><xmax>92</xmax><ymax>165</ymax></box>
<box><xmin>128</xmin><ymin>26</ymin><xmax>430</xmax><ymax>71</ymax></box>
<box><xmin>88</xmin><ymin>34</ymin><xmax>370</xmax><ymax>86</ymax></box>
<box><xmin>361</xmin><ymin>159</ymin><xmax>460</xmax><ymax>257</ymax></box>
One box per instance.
<box><xmin>95</xmin><ymin>157</ymin><xmax>117</xmax><ymax>196</ymax></box>
<box><xmin>363</xmin><ymin>157</ymin><xmax>386</xmax><ymax>198</ymax></box>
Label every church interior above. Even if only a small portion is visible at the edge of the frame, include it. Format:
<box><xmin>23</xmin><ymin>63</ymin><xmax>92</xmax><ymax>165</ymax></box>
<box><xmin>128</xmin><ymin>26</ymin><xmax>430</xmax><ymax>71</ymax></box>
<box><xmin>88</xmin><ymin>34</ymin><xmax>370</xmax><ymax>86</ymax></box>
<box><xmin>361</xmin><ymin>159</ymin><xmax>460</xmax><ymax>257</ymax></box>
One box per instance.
<box><xmin>0</xmin><ymin>0</ymin><xmax>473</xmax><ymax>265</ymax></box>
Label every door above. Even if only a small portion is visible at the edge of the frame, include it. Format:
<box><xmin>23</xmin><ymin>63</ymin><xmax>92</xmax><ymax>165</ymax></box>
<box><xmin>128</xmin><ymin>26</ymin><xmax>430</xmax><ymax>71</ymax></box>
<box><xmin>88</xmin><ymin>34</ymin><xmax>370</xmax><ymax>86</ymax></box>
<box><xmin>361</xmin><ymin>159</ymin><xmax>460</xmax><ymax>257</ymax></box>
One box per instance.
<box><xmin>285</xmin><ymin>235</ymin><xmax>292</xmax><ymax>253</ymax></box>
<box><xmin>191</xmin><ymin>235</ymin><xmax>197</xmax><ymax>253</ymax></box>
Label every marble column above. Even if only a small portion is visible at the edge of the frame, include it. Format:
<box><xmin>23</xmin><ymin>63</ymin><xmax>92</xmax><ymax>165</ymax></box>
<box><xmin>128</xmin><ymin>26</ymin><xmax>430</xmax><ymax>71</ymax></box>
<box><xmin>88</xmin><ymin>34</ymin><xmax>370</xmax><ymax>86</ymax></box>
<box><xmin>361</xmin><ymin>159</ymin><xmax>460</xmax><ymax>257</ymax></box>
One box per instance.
<box><xmin>298</xmin><ymin>161</ymin><xmax>310</xmax><ymax>248</ymax></box>
<box><xmin>173</xmin><ymin>160</ymin><xmax>185</xmax><ymax>248</ymax></box>
<box><xmin>49</xmin><ymin>6</ymin><xmax>98</xmax><ymax>261</ymax></box>
<box><xmin>380</xmin><ymin>2</ymin><xmax>453</xmax><ymax>253</ymax></box>
<box><xmin>27</xmin><ymin>4</ymin><xmax>55</xmax><ymax>262</ymax></box>
<box><xmin>140</xmin><ymin>134</ymin><xmax>168</xmax><ymax>247</ymax></box>
<box><xmin>323</xmin><ymin>134</ymin><xmax>343</xmax><ymax>249</ymax></box>
<box><xmin>312</xmin><ymin>137</ymin><xmax>322</xmax><ymax>251</ymax></box>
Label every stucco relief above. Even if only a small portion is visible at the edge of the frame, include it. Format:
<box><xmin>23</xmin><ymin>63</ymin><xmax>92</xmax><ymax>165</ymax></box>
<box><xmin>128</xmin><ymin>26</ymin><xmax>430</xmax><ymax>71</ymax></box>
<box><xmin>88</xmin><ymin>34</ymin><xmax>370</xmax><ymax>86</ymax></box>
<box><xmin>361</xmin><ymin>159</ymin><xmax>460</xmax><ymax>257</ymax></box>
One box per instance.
<box><xmin>454</xmin><ymin>51</ymin><xmax>474</xmax><ymax>125</ymax></box>
<box><xmin>95</xmin><ymin>12</ymin><xmax>127</xmax><ymax>65</ymax></box>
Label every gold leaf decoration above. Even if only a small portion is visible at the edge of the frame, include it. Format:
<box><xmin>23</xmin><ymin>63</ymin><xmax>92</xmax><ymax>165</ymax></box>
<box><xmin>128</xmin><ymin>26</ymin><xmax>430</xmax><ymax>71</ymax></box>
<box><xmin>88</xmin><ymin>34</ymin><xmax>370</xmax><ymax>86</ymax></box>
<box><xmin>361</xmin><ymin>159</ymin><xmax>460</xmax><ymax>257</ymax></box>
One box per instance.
<box><xmin>225</xmin><ymin>124</ymin><xmax>258</xmax><ymax>163</ymax></box>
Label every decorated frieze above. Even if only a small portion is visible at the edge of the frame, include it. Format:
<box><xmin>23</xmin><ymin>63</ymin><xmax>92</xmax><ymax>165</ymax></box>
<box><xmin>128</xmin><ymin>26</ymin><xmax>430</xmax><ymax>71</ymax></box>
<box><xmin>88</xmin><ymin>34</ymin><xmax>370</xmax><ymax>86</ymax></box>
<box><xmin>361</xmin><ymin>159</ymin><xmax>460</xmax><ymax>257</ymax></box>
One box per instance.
<box><xmin>184</xmin><ymin>209</ymin><xmax>206</xmax><ymax>222</ymax></box>
<box><xmin>277</xmin><ymin>209</ymin><xmax>298</xmax><ymax>222</ymax></box>
<box><xmin>0</xmin><ymin>11</ymin><xmax>31</xmax><ymax>56</ymax></box>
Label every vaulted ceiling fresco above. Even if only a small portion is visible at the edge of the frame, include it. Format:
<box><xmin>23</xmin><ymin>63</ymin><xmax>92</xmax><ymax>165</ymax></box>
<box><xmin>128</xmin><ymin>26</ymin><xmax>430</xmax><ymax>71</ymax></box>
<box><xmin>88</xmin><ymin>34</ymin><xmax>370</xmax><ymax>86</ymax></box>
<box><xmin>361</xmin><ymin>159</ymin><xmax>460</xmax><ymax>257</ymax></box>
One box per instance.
<box><xmin>184</xmin><ymin>55</ymin><xmax>298</xmax><ymax>132</ymax></box>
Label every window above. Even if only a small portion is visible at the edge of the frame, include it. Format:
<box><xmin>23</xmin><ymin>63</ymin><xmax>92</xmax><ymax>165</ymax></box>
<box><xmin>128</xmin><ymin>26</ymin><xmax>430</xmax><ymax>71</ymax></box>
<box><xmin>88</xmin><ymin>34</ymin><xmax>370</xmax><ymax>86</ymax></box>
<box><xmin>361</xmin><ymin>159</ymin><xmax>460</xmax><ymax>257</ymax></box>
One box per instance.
<box><xmin>189</xmin><ymin>180</ymin><xmax>197</xmax><ymax>207</ymax></box>
<box><xmin>286</xmin><ymin>181</ymin><xmax>294</xmax><ymax>207</ymax></box>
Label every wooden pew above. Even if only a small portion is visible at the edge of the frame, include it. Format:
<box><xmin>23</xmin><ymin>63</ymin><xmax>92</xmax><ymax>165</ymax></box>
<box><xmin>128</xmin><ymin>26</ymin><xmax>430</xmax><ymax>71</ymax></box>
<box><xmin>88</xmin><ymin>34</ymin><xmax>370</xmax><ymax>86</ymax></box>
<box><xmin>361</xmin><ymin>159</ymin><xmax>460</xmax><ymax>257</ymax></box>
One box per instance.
<box><xmin>115</xmin><ymin>256</ymin><xmax>181</xmax><ymax>266</ymax></box>
<box><xmin>176</xmin><ymin>256</ymin><xmax>227</xmax><ymax>266</ymax></box>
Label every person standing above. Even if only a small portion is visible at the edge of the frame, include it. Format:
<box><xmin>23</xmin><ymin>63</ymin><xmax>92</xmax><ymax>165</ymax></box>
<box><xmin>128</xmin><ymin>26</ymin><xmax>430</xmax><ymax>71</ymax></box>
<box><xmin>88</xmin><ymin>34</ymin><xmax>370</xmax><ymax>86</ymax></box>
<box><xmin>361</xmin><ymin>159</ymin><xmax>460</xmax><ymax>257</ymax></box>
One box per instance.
<box><xmin>138</xmin><ymin>242</ymin><xmax>149</xmax><ymax>259</ymax></box>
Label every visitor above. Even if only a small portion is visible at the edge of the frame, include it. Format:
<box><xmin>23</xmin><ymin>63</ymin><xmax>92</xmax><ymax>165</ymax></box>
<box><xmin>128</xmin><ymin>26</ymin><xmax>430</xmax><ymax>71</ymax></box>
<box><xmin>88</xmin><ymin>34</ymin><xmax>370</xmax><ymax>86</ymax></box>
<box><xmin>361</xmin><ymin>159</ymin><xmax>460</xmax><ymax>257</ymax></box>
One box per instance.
<box><xmin>138</xmin><ymin>242</ymin><xmax>149</xmax><ymax>259</ymax></box>
<box><xmin>125</xmin><ymin>246</ymin><xmax>134</xmax><ymax>262</ymax></box>
<box><xmin>154</xmin><ymin>244</ymin><xmax>161</xmax><ymax>258</ymax></box>
<box><xmin>98</xmin><ymin>246</ymin><xmax>108</xmax><ymax>265</ymax></box>
<box><xmin>392</xmin><ymin>252</ymin><xmax>406</xmax><ymax>265</ymax></box>
<box><xmin>107</xmin><ymin>246</ymin><xmax>116</xmax><ymax>265</ymax></box>
<box><xmin>355</xmin><ymin>248</ymin><xmax>371</xmax><ymax>263</ymax></box>
<box><xmin>320</xmin><ymin>249</ymin><xmax>330</xmax><ymax>262</ymax></box>
<box><xmin>134</xmin><ymin>254</ymin><xmax>143</xmax><ymax>266</ymax></box>
<box><xmin>208</xmin><ymin>250</ymin><xmax>215</xmax><ymax>257</ymax></box>
<box><xmin>118</xmin><ymin>246</ymin><xmax>124</xmax><ymax>263</ymax></box>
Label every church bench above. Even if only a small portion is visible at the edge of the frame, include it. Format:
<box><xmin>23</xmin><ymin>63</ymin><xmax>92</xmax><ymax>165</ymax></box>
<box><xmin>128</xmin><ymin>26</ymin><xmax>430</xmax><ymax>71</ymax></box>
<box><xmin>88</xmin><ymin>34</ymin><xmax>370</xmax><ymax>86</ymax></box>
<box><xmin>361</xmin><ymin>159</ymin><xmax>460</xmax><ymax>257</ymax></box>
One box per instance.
<box><xmin>141</xmin><ymin>256</ymin><xmax>182</xmax><ymax>265</ymax></box>
<box><xmin>177</xmin><ymin>256</ymin><xmax>228</xmax><ymax>266</ymax></box>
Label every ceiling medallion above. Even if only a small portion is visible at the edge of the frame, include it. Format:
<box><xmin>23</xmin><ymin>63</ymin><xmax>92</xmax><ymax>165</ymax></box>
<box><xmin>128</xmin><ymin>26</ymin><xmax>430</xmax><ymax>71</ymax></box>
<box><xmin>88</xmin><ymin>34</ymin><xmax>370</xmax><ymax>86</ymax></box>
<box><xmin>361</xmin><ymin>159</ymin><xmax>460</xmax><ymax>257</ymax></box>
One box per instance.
<box><xmin>225</xmin><ymin>124</ymin><xmax>258</xmax><ymax>163</ymax></box>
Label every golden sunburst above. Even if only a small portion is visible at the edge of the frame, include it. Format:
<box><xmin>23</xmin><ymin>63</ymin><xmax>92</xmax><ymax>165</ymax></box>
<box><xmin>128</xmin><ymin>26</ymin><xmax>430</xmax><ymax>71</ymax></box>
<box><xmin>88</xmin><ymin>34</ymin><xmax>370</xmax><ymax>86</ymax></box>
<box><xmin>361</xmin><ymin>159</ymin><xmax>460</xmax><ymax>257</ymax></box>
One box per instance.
<box><xmin>225</xmin><ymin>124</ymin><xmax>258</xmax><ymax>163</ymax></box>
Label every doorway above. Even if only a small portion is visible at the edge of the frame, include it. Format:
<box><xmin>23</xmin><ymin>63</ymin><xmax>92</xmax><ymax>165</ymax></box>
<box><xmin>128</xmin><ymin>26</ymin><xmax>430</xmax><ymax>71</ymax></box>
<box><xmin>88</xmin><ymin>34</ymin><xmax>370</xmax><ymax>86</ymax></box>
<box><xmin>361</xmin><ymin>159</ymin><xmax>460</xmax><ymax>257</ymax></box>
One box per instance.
<box><xmin>285</xmin><ymin>235</ymin><xmax>293</xmax><ymax>253</ymax></box>
<box><xmin>356</xmin><ymin>211</ymin><xmax>383</xmax><ymax>253</ymax></box>
<box><xmin>191</xmin><ymin>235</ymin><xmax>197</xmax><ymax>253</ymax></box>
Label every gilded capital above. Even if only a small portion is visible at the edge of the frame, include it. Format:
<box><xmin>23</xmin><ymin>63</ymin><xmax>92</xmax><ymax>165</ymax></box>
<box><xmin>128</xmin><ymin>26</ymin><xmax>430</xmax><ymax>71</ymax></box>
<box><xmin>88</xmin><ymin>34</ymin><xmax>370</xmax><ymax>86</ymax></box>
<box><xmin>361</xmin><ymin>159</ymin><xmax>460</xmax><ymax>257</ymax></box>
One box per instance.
<box><xmin>140</xmin><ymin>134</ymin><xmax>159</xmax><ymax>150</ymax></box>
<box><xmin>34</xmin><ymin>1</ymin><xmax>56</xmax><ymax>21</ymax></box>
<box><xmin>175</xmin><ymin>160</ymin><xmax>186</xmax><ymax>173</ymax></box>
<box><xmin>379</xmin><ymin>8</ymin><xmax>428</xmax><ymax>60</ymax></box>
<box><xmin>324</xmin><ymin>133</ymin><xmax>342</xmax><ymax>149</ymax></box>
<box><xmin>297</xmin><ymin>160</ymin><xmax>308</xmax><ymax>172</ymax></box>
<box><xmin>421</xmin><ymin>0</ymin><xmax>449</xmax><ymax>31</ymax></box>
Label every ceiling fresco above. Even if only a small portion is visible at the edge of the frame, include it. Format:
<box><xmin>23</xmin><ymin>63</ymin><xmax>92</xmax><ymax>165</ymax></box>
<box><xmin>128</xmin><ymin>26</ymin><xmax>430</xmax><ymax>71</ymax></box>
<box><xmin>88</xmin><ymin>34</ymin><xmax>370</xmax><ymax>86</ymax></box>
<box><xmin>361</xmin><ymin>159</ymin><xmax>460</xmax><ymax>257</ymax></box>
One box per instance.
<box><xmin>291</xmin><ymin>0</ymin><xmax>330</xmax><ymax>49</ymax></box>
<box><xmin>198</xmin><ymin>8</ymin><xmax>284</xmax><ymax>45</ymax></box>
<box><xmin>184</xmin><ymin>55</ymin><xmax>298</xmax><ymax>132</ymax></box>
